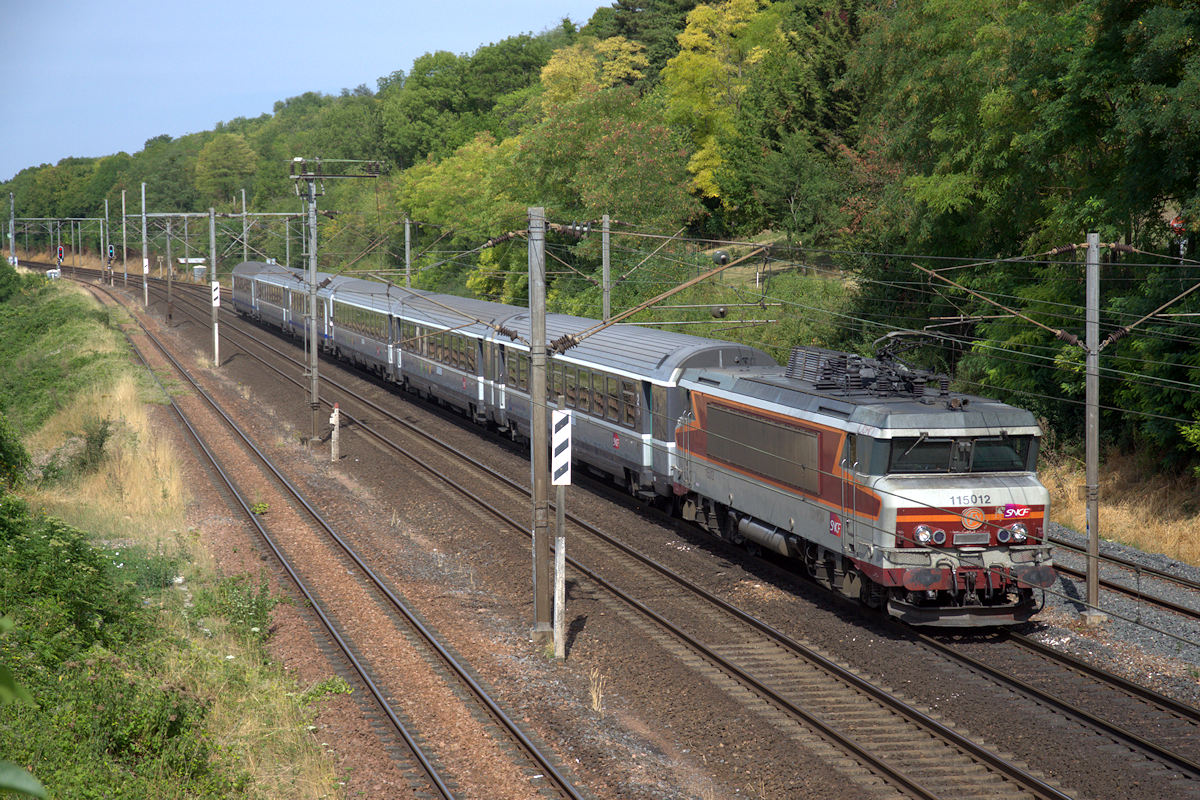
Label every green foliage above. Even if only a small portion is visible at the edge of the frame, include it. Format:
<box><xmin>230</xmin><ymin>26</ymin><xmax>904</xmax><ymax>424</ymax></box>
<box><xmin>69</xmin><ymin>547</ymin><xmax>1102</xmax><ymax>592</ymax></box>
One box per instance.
<box><xmin>0</xmin><ymin>499</ymin><xmax>244</xmax><ymax>797</ymax></box>
<box><xmin>0</xmin><ymin>411</ymin><xmax>30</xmax><ymax>492</ymax></box>
<box><xmin>661</xmin><ymin>0</ymin><xmax>788</xmax><ymax>197</ymax></box>
<box><xmin>194</xmin><ymin>133</ymin><xmax>257</xmax><ymax>205</ymax></box>
<box><xmin>0</xmin><ymin>277</ymin><xmax>130</xmax><ymax>436</ymax></box>
<box><xmin>191</xmin><ymin>573</ymin><xmax>277</xmax><ymax>641</ymax></box>
<box><xmin>299</xmin><ymin>676</ymin><xmax>353</xmax><ymax>706</ymax></box>
<box><xmin>0</xmin><ymin>618</ymin><xmax>44</xmax><ymax>800</ymax></box>
<box><xmin>516</xmin><ymin>86</ymin><xmax>700</xmax><ymax>229</ymax></box>
<box><xmin>606</xmin><ymin>0</ymin><xmax>701</xmax><ymax>83</ymax></box>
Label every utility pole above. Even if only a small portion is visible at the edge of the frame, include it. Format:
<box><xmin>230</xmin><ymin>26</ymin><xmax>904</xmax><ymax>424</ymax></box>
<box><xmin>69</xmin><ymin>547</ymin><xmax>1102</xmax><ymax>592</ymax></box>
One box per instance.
<box><xmin>1082</xmin><ymin>233</ymin><xmax>1106</xmax><ymax>625</ymax></box>
<box><xmin>529</xmin><ymin>206</ymin><xmax>552</xmax><ymax>647</ymax></box>
<box><xmin>141</xmin><ymin>182</ymin><xmax>148</xmax><ymax>307</ymax></box>
<box><xmin>305</xmin><ymin>176</ymin><xmax>320</xmax><ymax>441</ymax></box>
<box><xmin>602</xmin><ymin>213</ymin><xmax>611</xmax><ymax>321</ymax></box>
<box><xmin>404</xmin><ymin>216</ymin><xmax>412</xmax><ymax>288</ymax></box>
<box><xmin>121</xmin><ymin>190</ymin><xmax>127</xmax><ymax>287</ymax></box>
<box><xmin>210</xmin><ymin>208</ymin><xmax>218</xmax><ymax>366</ymax></box>
<box><xmin>104</xmin><ymin>198</ymin><xmax>111</xmax><ymax>284</ymax></box>
<box><xmin>166</xmin><ymin>219</ymin><xmax>174</xmax><ymax>323</ymax></box>
<box><xmin>241</xmin><ymin>188</ymin><xmax>248</xmax><ymax>263</ymax></box>
<box><xmin>8</xmin><ymin>192</ymin><xmax>15</xmax><ymax>266</ymax></box>
<box><xmin>289</xmin><ymin>157</ymin><xmax>382</xmax><ymax>442</ymax></box>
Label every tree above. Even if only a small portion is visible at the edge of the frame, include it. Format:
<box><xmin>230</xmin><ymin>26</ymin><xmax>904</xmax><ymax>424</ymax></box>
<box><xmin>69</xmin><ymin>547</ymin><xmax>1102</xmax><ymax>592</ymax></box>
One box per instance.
<box><xmin>540</xmin><ymin>36</ymin><xmax>649</xmax><ymax>108</ymax></box>
<box><xmin>194</xmin><ymin>133</ymin><xmax>256</xmax><ymax>205</ymax></box>
<box><xmin>717</xmin><ymin>0</ymin><xmax>859</xmax><ymax>236</ymax></box>
<box><xmin>661</xmin><ymin>0</ymin><xmax>787</xmax><ymax>197</ymax></box>
<box><xmin>516</xmin><ymin>86</ymin><xmax>700</xmax><ymax>230</ymax></box>
<box><xmin>609</xmin><ymin>0</ymin><xmax>701</xmax><ymax>83</ymax></box>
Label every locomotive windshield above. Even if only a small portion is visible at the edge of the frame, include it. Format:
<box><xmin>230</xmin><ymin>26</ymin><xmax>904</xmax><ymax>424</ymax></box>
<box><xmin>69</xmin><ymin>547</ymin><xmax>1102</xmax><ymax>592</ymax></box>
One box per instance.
<box><xmin>888</xmin><ymin>435</ymin><xmax>1033</xmax><ymax>473</ymax></box>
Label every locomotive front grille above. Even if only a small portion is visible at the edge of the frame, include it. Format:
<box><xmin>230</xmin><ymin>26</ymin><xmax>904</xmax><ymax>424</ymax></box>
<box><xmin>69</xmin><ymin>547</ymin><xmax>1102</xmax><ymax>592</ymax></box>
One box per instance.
<box><xmin>954</xmin><ymin>532</ymin><xmax>990</xmax><ymax>546</ymax></box>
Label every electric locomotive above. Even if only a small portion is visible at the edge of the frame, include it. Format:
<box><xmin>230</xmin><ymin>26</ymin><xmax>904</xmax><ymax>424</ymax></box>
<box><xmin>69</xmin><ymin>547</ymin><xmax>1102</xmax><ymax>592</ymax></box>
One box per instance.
<box><xmin>671</xmin><ymin>346</ymin><xmax>1054</xmax><ymax>626</ymax></box>
<box><xmin>231</xmin><ymin>261</ymin><xmax>1055</xmax><ymax>626</ymax></box>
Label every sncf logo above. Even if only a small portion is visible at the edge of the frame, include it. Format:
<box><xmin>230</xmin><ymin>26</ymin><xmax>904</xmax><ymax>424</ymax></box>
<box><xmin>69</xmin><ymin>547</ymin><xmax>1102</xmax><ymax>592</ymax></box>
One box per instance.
<box><xmin>961</xmin><ymin>507</ymin><xmax>986</xmax><ymax>530</ymax></box>
<box><xmin>1003</xmin><ymin>504</ymin><xmax>1031</xmax><ymax>519</ymax></box>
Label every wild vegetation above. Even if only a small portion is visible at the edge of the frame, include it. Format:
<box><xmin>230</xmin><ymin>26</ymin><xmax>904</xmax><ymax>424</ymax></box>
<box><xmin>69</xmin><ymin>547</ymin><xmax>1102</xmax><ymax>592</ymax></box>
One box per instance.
<box><xmin>0</xmin><ymin>265</ymin><xmax>343</xmax><ymax>797</ymax></box>
<box><xmin>3</xmin><ymin>0</ymin><xmax>1198</xmax><ymax>473</ymax></box>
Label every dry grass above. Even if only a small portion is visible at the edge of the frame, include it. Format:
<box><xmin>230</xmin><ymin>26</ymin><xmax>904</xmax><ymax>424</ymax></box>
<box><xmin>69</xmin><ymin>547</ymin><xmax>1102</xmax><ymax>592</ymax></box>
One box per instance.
<box><xmin>24</xmin><ymin>374</ymin><xmax>185</xmax><ymax>538</ymax></box>
<box><xmin>159</xmin><ymin>602</ymin><xmax>342</xmax><ymax>800</ymax></box>
<box><xmin>1041</xmin><ymin>458</ymin><xmax>1200</xmax><ymax>566</ymax></box>
<box><xmin>589</xmin><ymin>667</ymin><xmax>608</xmax><ymax>717</ymax></box>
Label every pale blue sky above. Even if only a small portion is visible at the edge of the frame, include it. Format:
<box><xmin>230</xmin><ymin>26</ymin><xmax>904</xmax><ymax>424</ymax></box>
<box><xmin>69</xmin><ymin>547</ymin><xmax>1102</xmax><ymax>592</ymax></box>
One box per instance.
<box><xmin>1</xmin><ymin>1</ymin><xmax>604</xmax><ymax>181</ymax></box>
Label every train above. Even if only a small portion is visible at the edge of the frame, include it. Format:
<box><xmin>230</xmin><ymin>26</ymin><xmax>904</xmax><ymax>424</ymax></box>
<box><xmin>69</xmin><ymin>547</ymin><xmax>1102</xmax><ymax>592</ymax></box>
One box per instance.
<box><xmin>232</xmin><ymin>260</ymin><xmax>1055</xmax><ymax>626</ymax></box>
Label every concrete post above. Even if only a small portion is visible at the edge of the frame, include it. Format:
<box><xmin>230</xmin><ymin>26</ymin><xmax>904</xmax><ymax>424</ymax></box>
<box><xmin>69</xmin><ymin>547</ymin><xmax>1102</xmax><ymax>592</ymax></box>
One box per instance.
<box><xmin>241</xmin><ymin>188</ymin><xmax>248</xmax><ymax>264</ymax></box>
<box><xmin>529</xmin><ymin>206</ymin><xmax>552</xmax><ymax>646</ymax></box>
<box><xmin>121</xmin><ymin>190</ymin><xmax>127</xmax><ymax>287</ymax></box>
<box><xmin>166</xmin><ymin>219</ymin><xmax>174</xmax><ymax>323</ymax></box>
<box><xmin>307</xmin><ymin>181</ymin><xmax>320</xmax><ymax>442</ymax></box>
<box><xmin>1082</xmin><ymin>232</ymin><xmax>1106</xmax><ymax>625</ymax></box>
<box><xmin>210</xmin><ymin>208</ymin><xmax>218</xmax><ymax>367</ymax></box>
<box><xmin>602</xmin><ymin>214</ymin><xmax>610</xmax><ymax>321</ymax></box>
<box><xmin>405</xmin><ymin>216</ymin><xmax>412</xmax><ymax>288</ymax></box>
<box><xmin>141</xmin><ymin>182</ymin><xmax>148</xmax><ymax>307</ymax></box>
<box><xmin>554</xmin><ymin>395</ymin><xmax>566</xmax><ymax>660</ymax></box>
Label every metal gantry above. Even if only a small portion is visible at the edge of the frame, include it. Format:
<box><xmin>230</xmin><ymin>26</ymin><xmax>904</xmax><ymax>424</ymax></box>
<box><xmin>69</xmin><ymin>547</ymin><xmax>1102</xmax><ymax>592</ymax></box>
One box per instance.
<box><xmin>289</xmin><ymin>157</ymin><xmax>383</xmax><ymax>441</ymax></box>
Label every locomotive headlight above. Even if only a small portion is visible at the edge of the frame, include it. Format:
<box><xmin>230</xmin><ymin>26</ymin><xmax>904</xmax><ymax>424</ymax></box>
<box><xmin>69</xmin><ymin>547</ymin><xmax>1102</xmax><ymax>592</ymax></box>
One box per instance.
<box><xmin>1008</xmin><ymin>523</ymin><xmax>1028</xmax><ymax>543</ymax></box>
<box><xmin>932</xmin><ymin>529</ymin><xmax>947</xmax><ymax>546</ymax></box>
<box><xmin>915</xmin><ymin>525</ymin><xmax>933</xmax><ymax>545</ymax></box>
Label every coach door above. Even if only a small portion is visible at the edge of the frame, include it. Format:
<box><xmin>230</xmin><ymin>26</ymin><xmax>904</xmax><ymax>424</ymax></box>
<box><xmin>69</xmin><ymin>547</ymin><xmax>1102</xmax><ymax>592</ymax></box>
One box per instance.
<box><xmin>840</xmin><ymin>434</ymin><xmax>859</xmax><ymax>555</ymax></box>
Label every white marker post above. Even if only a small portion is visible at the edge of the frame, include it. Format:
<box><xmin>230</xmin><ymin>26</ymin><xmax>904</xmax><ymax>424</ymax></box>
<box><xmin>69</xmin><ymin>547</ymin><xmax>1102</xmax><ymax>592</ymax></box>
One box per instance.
<box><xmin>329</xmin><ymin>403</ymin><xmax>340</xmax><ymax>463</ymax></box>
<box><xmin>551</xmin><ymin>401</ymin><xmax>572</xmax><ymax>659</ymax></box>
<box><xmin>211</xmin><ymin>280</ymin><xmax>220</xmax><ymax>367</ymax></box>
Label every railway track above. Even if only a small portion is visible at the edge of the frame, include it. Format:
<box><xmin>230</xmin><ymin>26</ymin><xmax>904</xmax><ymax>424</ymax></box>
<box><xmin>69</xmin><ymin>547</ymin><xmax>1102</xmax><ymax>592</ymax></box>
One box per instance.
<box><xmin>58</xmin><ymin>265</ymin><xmax>1200</xmax><ymax>798</ymax></box>
<box><xmin>79</xmin><ymin>276</ymin><xmax>586</xmax><ymax>800</ymax></box>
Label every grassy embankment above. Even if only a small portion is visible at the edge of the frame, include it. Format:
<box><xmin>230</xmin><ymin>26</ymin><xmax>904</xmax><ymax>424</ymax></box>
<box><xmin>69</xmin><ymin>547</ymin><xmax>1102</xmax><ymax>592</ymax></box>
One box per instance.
<box><xmin>0</xmin><ymin>266</ymin><xmax>343</xmax><ymax>798</ymax></box>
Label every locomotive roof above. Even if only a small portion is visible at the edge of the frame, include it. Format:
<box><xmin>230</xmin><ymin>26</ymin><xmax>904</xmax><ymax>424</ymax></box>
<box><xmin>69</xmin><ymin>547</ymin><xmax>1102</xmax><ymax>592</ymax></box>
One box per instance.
<box><xmin>681</xmin><ymin>364</ymin><xmax>1040</xmax><ymax>435</ymax></box>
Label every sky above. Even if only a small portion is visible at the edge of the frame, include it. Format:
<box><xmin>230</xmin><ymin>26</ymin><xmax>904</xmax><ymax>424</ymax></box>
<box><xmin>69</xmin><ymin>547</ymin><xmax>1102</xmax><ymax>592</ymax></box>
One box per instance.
<box><xmin>0</xmin><ymin>0</ymin><xmax>605</xmax><ymax>182</ymax></box>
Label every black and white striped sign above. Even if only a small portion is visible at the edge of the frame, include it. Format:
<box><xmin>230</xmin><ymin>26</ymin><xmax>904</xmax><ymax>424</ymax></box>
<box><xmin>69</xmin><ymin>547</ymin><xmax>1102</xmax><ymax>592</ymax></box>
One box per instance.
<box><xmin>552</xmin><ymin>409</ymin><xmax>572</xmax><ymax>486</ymax></box>
<box><xmin>211</xmin><ymin>281</ymin><xmax>221</xmax><ymax>307</ymax></box>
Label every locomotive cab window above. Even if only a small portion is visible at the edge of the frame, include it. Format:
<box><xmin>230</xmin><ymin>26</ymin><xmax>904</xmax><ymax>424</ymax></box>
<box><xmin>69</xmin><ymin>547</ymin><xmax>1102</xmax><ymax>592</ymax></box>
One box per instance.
<box><xmin>888</xmin><ymin>435</ymin><xmax>1034</xmax><ymax>473</ymax></box>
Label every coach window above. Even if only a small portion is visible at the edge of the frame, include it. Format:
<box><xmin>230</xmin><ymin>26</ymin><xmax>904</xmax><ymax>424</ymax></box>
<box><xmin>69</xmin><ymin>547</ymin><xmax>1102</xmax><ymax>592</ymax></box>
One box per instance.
<box><xmin>620</xmin><ymin>379</ymin><xmax>638</xmax><ymax>429</ymax></box>
<box><xmin>551</xmin><ymin>362</ymin><xmax>565</xmax><ymax>401</ymax></box>
<box><xmin>652</xmin><ymin>385</ymin><xmax>667</xmax><ymax>441</ymax></box>
<box><xmin>565</xmin><ymin>367</ymin><xmax>578</xmax><ymax>408</ymax></box>
<box><xmin>604</xmin><ymin>376</ymin><xmax>619</xmax><ymax>423</ymax></box>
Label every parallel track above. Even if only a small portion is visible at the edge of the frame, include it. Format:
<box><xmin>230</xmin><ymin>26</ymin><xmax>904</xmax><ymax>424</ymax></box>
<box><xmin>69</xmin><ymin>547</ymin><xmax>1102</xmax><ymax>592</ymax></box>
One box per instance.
<box><xmin>81</xmin><ymin>276</ymin><xmax>586</xmax><ymax>800</ymax></box>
